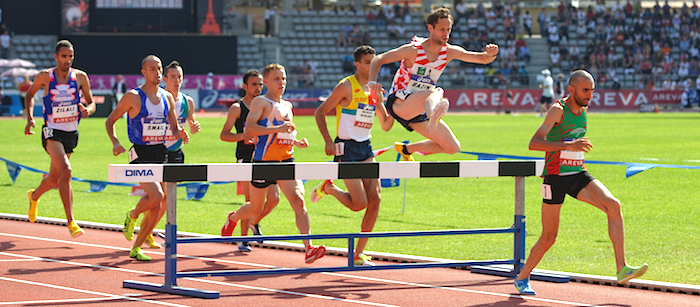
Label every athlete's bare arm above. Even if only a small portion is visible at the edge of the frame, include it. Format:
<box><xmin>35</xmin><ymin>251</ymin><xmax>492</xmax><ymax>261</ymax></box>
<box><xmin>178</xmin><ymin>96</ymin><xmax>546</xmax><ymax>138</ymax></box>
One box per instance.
<box><xmin>529</xmin><ymin>103</ymin><xmax>592</xmax><ymax>152</ymax></box>
<box><xmin>315</xmin><ymin>79</ymin><xmax>351</xmax><ymax>156</ymax></box>
<box><xmin>75</xmin><ymin>69</ymin><xmax>96</xmax><ymax>117</ymax></box>
<box><xmin>164</xmin><ymin>91</ymin><xmax>189</xmax><ymax>144</ymax></box>
<box><xmin>105</xmin><ymin>91</ymin><xmax>141</xmax><ymax>156</ymax></box>
<box><xmin>185</xmin><ymin>96</ymin><xmax>201</xmax><ymax>134</ymax></box>
<box><xmin>368</xmin><ymin>44</ymin><xmax>417</xmax><ymax>85</ymax></box>
<box><xmin>23</xmin><ymin>70</ymin><xmax>50</xmax><ymax>136</ymax></box>
<box><xmin>244</xmin><ymin>96</ymin><xmax>293</xmax><ymax>138</ymax></box>
<box><xmin>375</xmin><ymin>92</ymin><xmax>393</xmax><ymax>132</ymax></box>
<box><xmin>220</xmin><ymin>103</ymin><xmax>244</xmax><ymax>142</ymax></box>
<box><xmin>447</xmin><ymin>43</ymin><xmax>499</xmax><ymax>65</ymax></box>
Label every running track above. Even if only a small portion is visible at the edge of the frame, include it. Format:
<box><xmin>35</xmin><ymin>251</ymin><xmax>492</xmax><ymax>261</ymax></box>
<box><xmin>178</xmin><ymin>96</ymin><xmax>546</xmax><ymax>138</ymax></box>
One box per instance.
<box><xmin>0</xmin><ymin>219</ymin><xmax>695</xmax><ymax>307</ymax></box>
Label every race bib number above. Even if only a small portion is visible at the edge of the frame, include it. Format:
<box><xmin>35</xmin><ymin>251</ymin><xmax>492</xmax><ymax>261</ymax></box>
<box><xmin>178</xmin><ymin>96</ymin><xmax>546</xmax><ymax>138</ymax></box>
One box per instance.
<box><xmin>276</xmin><ymin>130</ymin><xmax>296</xmax><ymax>145</ymax></box>
<box><xmin>164</xmin><ymin>123</ymin><xmax>185</xmax><ymax>141</ymax></box>
<box><xmin>52</xmin><ymin>102</ymin><xmax>79</xmax><ymax>124</ymax></box>
<box><xmin>42</xmin><ymin>126</ymin><xmax>54</xmax><ymax>138</ymax></box>
<box><xmin>335</xmin><ymin>142</ymin><xmax>345</xmax><ymax>156</ymax></box>
<box><xmin>142</xmin><ymin>118</ymin><xmax>167</xmax><ymax>142</ymax></box>
<box><xmin>541</xmin><ymin>184</ymin><xmax>552</xmax><ymax>200</ymax></box>
<box><xmin>354</xmin><ymin>103</ymin><xmax>375</xmax><ymax>129</ymax></box>
<box><xmin>560</xmin><ymin>138</ymin><xmax>585</xmax><ymax>166</ymax></box>
<box><xmin>128</xmin><ymin>147</ymin><xmax>139</xmax><ymax>163</ymax></box>
<box><xmin>407</xmin><ymin>73</ymin><xmax>436</xmax><ymax>92</ymax></box>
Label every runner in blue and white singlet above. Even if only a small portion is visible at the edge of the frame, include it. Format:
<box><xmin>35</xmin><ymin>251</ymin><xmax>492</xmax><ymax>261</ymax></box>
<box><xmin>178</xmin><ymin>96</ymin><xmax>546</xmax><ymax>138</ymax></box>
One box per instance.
<box><xmin>42</xmin><ymin>67</ymin><xmax>82</xmax><ymax>132</ymax></box>
<box><xmin>127</xmin><ymin>87</ymin><xmax>169</xmax><ymax>146</ymax></box>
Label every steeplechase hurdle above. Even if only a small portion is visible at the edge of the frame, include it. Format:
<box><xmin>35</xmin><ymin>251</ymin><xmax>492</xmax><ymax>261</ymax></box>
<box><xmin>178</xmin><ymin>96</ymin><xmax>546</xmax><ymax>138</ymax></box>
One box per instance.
<box><xmin>108</xmin><ymin>160</ymin><xmax>569</xmax><ymax>299</ymax></box>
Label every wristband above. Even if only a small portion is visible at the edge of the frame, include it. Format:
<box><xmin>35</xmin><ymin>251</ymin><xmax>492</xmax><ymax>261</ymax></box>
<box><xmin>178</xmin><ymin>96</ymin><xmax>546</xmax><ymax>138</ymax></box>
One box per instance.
<box><xmin>366</xmin><ymin>81</ymin><xmax>377</xmax><ymax>86</ymax></box>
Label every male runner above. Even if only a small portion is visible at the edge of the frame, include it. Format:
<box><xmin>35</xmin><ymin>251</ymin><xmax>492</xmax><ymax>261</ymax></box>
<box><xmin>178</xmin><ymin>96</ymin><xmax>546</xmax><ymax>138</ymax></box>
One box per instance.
<box><xmin>311</xmin><ymin>45</ymin><xmax>392</xmax><ymax>266</ymax></box>
<box><xmin>221</xmin><ymin>63</ymin><xmax>326</xmax><ymax>263</ymax></box>
<box><xmin>24</xmin><ymin>39</ymin><xmax>95</xmax><ymax>237</ymax></box>
<box><xmin>105</xmin><ymin>55</ymin><xmax>189</xmax><ymax>261</ymax></box>
<box><xmin>221</xmin><ymin>69</ymin><xmax>279</xmax><ymax>252</ymax></box>
<box><xmin>514</xmin><ymin>70</ymin><xmax>648</xmax><ymax>295</ymax></box>
<box><xmin>140</xmin><ymin>60</ymin><xmax>201</xmax><ymax>249</ymax></box>
<box><xmin>367</xmin><ymin>8</ymin><xmax>498</xmax><ymax>161</ymax></box>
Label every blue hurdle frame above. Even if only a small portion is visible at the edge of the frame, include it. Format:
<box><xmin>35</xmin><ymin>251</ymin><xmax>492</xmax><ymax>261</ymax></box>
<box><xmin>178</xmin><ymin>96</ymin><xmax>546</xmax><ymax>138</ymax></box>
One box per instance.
<box><xmin>123</xmin><ymin>176</ymin><xmax>569</xmax><ymax>299</ymax></box>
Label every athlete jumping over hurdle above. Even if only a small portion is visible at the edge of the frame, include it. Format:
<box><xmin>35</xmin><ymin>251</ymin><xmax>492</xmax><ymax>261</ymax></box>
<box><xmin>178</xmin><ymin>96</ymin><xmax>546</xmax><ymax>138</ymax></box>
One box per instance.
<box><xmin>367</xmin><ymin>7</ymin><xmax>498</xmax><ymax>161</ymax></box>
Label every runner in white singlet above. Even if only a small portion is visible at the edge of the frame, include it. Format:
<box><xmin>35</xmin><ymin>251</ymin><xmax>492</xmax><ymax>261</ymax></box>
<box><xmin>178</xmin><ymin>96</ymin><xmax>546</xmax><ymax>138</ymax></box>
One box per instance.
<box><xmin>367</xmin><ymin>8</ymin><xmax>499</xmax><ymax>161</ymax></box>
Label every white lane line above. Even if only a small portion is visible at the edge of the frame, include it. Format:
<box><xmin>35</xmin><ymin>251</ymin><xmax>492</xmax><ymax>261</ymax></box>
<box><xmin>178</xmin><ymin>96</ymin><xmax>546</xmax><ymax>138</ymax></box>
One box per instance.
<box><xmin>0</xmin><ymin>276</ymin><xmax>190</xmax><ymax>307</ymax></box>
<box><xmin>0</xmin><ymin>232</ymin><xmax>593</xmax><ymax>306</ymax></box>
<box><xmin>0</xmin><ymin>251</ymin><xmax>398</xmax><ymax>307</ymax></box>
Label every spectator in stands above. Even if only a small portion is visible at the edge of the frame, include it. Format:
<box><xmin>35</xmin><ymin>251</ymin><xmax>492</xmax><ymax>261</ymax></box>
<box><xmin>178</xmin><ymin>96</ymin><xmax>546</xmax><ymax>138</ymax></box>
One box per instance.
<box><xmin>523</xmin><ymin>11</ymin><xmax>533</xmax><ymax>37</ymax></box>
<box><xmin>361</xmin><ymin>24</ymin><xmax>372</xmax><ymax>45</ymax></box>
<box><xmin>476</xmin><ymin>1</ymin><xmax>485</xmax><ymax>18</ymax></box>
<box><xmin>18</xmin><ymin>74</ymin><xmax>32</xmax><ymax>104</ymax></box>
<box><xmin>342</xmin><ymin>53</ymin><xmax>354</xmax><ymax>74</ymax></box>
<box><xmin>348</xmin><ymin>24</ymin><xmax>363</xmax><ymax>46</ymax></box>
<box><xmin>518</xmin><ymin>65</ymin><xmax>529</xmax><ymax>85</ymax></box>
<box><xmin>393</xmin><ymin>0</ymin><xmax>403</xmax><ymax>20</ymax></box>
<box><xmin>265</xmin><ymin>5</ymin><xmax>276</xmax><ymax>37</ymax></box>
<box><xmin>395</xmin><ymin>22</ymin><xmax>405</xmax><ymax>40</ymax></box>
<box><xmin>689</xmin><ymin>58</ymin><xmax>699</xmax><ymax>76</ymax></box>
<box><xmin>402</xmin><ymin>1</ymin><xmax>412</xmax><ymax>24</ymax></box>
<box><xmin>293</xmin><ymin>63</ymin><xmax>307</xmax><ymax>87</ymax></box>
<box><xmin>0</xmin><ymin>30</ymin><xmax>9</xmax><ymax>59</ymax></box>
<box><xmin>375</xmin><ymin>6</ymin><xmax>387</xmax><ymax>29</ymax></box>
<box><xmin>485</xmin><ymin>8</ymin><xmax>497</xmax><ymax>32</ymax></box>
<box><xmin>336</xmin><ymin>29</ymin><xmax>348</xmax><ymax>47</ymax></box>
<box><xmin>468</xmin><ymin>14</ymin><xmax>479</xmax><ymax>36</ymax></box>
<box><xmin>662</xmin><ymin>50</ymin><xmax>676</xmax><ymax>73</ymax></box>
<box><xmin>550</xmin><ymin>48</ymin><xmax>561</xmax><ymax>69</ymax></box>
<box><xmin>306</xmin><ymin>58</ymin><xmax>318</xmax><ymax>86</ymax></box>
<box><xmin>448</xmin><ymin>64</ymin><xmax>466</xmax><ymax>86</ymax></box>
<box><xmin>679</xmin><ymin>56</ymin><xmax>690</xmax><ymax>78</ymax></box>
<box><xmin>378</xmin><ymin>64</ymin><xmax>392</xmax><ymax>83</ymax></box>
<box><xmin>387</xmin><ymin>20</ymin><xmax>399</xmax><ymax>40</ymax></box>
<box><xmin>662</xmin><ymin>78</ymin><xmax>672</xmax><ymax>90</ymax></box>
<box><xmin>569</xmin><ymin>44</ymin><xmax>580</xmax><ymax>67</ymax></box>
<box><xmin>548</xmin><ymin>25</ymin><xmax>561</xmax><ymax>46</ymax></box>
<box><xmin>538</xmin><ymin>8</ymin><xmax>548</xmax><ymax>36</ymax></box>
<box><xmin>384</xmin><ymin>3</ymin><xmax>395</xmax><ymax>22</ymax></box>
<box><xmin>455</xmin><ymin>0</ymin><xmax>468</xmax><ymax>21</ymax></box>
<box><xmin>475</xmin><ymin>65</ymin><xmax>486</xmax><ymax>85</ymax></box>
<box><xmin>112</xmin><ymin>74</ymin><xmax>127</xmax><ymax>105</ymax></box>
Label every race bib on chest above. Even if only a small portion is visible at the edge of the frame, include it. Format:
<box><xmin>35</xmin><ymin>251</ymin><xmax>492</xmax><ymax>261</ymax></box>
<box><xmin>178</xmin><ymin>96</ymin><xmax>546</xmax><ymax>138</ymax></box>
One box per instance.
<box><xmin>354</xmin><ymin>103</ymin><xmax>375</xmax><ymax>129</ymax></box>
<box><xmin>560</xmin><ymin>138</ymin><xmax>585</xmax><ymax>166</ymax></box>
<box><xmin>276</xmin><ymin>130</ymin><xmax>296</xmax><ymax>145</ymax></box>
<box><xmin>51</xmin><ymin>102</ymin><xmax>78</xmax><ymax>124</ymax></box>
<box><xmin>164</xmin><ymin>122</ymin><xmax>185</xmax><ymax>141</ymax></box>
<box><xmin>142</xmin><ymin>118</ymin><xmax>167</xmax><ymax>142</ymax></box>
<box><xmin>407</xmin><ymin>67</ymin><xmax>436</xmax><ymax>92</ymax></box>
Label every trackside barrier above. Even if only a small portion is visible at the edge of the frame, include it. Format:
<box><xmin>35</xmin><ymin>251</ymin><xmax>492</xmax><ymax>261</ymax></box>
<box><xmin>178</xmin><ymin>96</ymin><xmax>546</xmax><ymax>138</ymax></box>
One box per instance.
<box><xmin>108</xmin><ymin>160</ymin><xmax>568</xmax><ymax>299</ymax></box>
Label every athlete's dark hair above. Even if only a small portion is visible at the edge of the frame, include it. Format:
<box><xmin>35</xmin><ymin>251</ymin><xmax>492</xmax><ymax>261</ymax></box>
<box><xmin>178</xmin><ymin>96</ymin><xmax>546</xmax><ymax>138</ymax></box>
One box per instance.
<box><xmin>426</xmin><ymin>8</ymin><xmax>453</xmax><ymax>27</ymax></box>
<box><xmin>164</xmin><ymin>60</ymin><xmax>183</xmax><ymax>75</ymax></box>
<box><xmin>55</xmin><ymin>40</ymin><xmax>73</xmax><ymax>54</ymax></box>
<box><xmin>243</xmin><ymin>69</ymin><xmax>263</xmax><ymax>84</ymax></box>
<box><xmin>353</xmin><ymin>45</ymin><xmax>376</xmax><ymax>62</ymax></box>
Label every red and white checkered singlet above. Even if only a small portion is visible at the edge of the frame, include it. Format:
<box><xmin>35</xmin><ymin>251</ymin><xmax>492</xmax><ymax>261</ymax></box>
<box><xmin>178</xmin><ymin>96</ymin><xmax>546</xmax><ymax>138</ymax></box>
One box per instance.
<box><xmin>389</xmin><ymin>36</ymin><xmax>448</xmax><ymax>95</ymax></box>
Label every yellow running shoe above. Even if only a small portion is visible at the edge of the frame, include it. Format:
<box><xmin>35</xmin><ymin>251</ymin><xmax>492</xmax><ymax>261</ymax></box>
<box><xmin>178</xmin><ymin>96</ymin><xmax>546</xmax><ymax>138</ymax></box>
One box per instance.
<box><xmin>354</xmin><ymin>253</ymin><xmax>375</xmax><ymax>266</ymax></box>
<box><xmin>129</xmin><ymin>247</ymin><xmax>151</xmax><ymax>261</ymax></box>
<box><xmin>27</xmin><ymin>190</ymin><xmax>39</xmax><ymax>223</ymax></box>
<box><xmin>144</xmin><ymin>234</ymin><xmax>162</xmax><ymax>248</ymax></box>
<box><xmin>310</xmin><ymin>180</ymin><xmax>333</xmax><ymax>203</ymax></box>
<box><xmin>123</xmin><ymin>211</ymin><xmax>137</xmax><ymax>241</ymax></box>
<box><xmin>68</xmin><ymin>221</ymin><xmax>84</xmax><ymax>238</ymax></box>
<box><xmin>394</xmin><ymin>142</ymin><xmax>414</xmax><ymax>161</ymax></box>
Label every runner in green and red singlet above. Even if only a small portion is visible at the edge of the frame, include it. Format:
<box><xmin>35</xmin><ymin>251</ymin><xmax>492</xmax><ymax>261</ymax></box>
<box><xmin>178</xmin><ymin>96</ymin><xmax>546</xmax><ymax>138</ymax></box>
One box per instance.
<box><xmin>514</xmin><ymin>69</ymin><xmax>648</xmax><ymax>295</ymax></box>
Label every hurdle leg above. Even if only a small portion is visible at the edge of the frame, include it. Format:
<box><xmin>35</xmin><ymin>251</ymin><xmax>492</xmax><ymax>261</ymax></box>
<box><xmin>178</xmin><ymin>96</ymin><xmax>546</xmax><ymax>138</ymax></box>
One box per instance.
<box><xmin>123</xmin><ymin>181</ymin><xmax>220</xmax><ymax>299</ymax></box>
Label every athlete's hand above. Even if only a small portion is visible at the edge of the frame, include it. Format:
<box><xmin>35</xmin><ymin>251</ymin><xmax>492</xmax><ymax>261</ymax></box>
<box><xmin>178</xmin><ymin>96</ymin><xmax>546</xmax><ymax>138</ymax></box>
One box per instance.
<box><xmin>566</xmin><ymin>137</ymin><xmax>593</xmax><ymax>152</ymax></box>
<box><xmin>485</xmin><ymin>43</ymin><xmax>499</xmax><ymax>57</ymax></box>
<box><xmin>324</xmin><ymin>139</ymin><xmax>335</xmax><ymax>156</ymax></box>
<box><xmin>244</xmin><ymin>136</ymin><xmax>257</xmax><ymax>145</ymax></box>
<box><xmin>79</xmin><ymin>103</ymin><xmax>90</xmax><ymax>118</ymax></box>
<box><xmin>24</xmin><ymin>119</ymin><xmax>35</xmax><ymax>136</ymax></box>
<box><xmin>294</xmin><ymin>138</ymin><xmax>309</xmax><ymax>148</ymax></box>
<box><xmin>279</xmin><ymin>122</ymin><xmax>295</xmax><ymax>133</ymax></box>
<box><xmin>113</xmin><ymin>143</ymin><xmax>126</xmax><ymax>156</ymax></box>
<box><xmin>367</xmin><ymin>82</ymin><xmax>385</xmax><ymax>95</ymax></box>
<box><xmin>189</xmin><ymin>120</ymin><xmax>201</xmax><ymax>134</ymax></box>
<box><xmin>179</xmin><ymin>129</ymin><xmax>190</xmax><ymax>144</ymax></box>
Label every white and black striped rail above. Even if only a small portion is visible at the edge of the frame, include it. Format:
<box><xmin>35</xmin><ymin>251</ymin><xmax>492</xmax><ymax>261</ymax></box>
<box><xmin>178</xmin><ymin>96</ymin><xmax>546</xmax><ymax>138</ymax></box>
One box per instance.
<box><xmin>108</xmin><ymin>160</ymin><xmax>545</xmax><ymax>183</ymax></box>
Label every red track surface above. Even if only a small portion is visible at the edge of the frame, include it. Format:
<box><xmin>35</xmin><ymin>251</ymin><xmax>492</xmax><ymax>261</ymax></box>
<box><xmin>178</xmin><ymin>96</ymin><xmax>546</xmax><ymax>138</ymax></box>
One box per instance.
<box><xmin>0</xmin><ymin>219</ymin><xmax>694</xmax><ymax>307</ymax></box>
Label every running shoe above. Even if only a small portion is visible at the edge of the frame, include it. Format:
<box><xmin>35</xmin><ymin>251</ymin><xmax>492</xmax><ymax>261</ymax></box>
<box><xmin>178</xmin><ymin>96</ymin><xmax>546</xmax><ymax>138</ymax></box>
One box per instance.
<box><xmin>354</xmin><ymin>253</ymin><xmax>375</xmax><ymax>266</ymax></box>
<box><xmin>514</xmin><ymin>278</ymin><xmax>536</xmax><ymax>295</ymax></box>
<box><xmin>68</xmin><ymin>220</ymin><xmax>84</xmax><ymax>238</ymax></box>
<box><xmin>394</xmin><ymin>142</ymin><xmax>414</xmax><ymax>161</ymax></box>
<box><xmin>238</xmin><ymin>242</ymin><xmax>252</xmax><ymax>252</ymax></box>
<box><xmin>427</xmin><ymin>99</ymin><xmax>449</xmax><ymax>133</ymax></box>
<box><xmin>617</xmin><ymin>263</ymin><xmax>649</xmax><ymax>284</ymax></box>
<box><xmin>27</xmin><ymin>190</ymin><xmax>39</xmax><ymax>223</ymax></box>
<box><xmin>144</xmin><ymin>233</ymin><xmax>162</xmax><ymax>248</ymax></box>
<box><xmin>129</xmin><ymin>247</ymin><xmax>151</xmax><ymax>261</ymax></box>
<box><xmin>221</xmin><ymin>211</ymin><xmax>237</xmax><ymax>237</ymax></box>
<box><xmin>310</xmin><ymin>179</ymin><xmax>333</xmax><ymax>203</ymax></box>
<box><xmin>123</xmin><ymin>211</ymin><xmax>137</xmax><ymax>241</ymax></box>
<box><xmin>305</xmin><ymin>245</ymin><xmax>326</xmax><ymax>264</ymax></box>
<box><xmin>249</xmin><ymin>223</ymin><xmax>264</xmax><ymax>243</ymax></box>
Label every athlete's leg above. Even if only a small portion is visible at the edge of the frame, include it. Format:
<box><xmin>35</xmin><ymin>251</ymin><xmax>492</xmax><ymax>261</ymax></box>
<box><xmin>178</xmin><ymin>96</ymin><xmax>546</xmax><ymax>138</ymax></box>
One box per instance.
<box><xmin>326</xmin><ymin>178</ymin><xmax>369</xmax><ymax>211</ymax></box>
<box><xmin>44</xmin><ymin>140</ymin><xmax>75</xmax><ymax>223</ymax></box>
<box><xmin>390</xmin><ymin>89</ymin><xmax>438</xmax><ymax>120</ymax></box>
<box><xmin>576</xmin><ymin>179</ymin><xmax>626</xmax><ymax>273</ymax></box>
<box><xmin>354</xmin><ymin>177</ymin><xmax>380</xmax><ymax>257</ymax></box>
<box><xmin>516</xmin><ymin>203</ymin><xmax>562</xmax><ymax>280</ymax></box>
<box><xmin>278</xmin><ymin>179</ymin><xmax>312</xmax><ymax>248</ymax></box>
<box><xmin>406</xmin><ymin>120</ymin><xmax>461</xmax><ymax>155</ymax></box>
<box><xmin>251</xmin><ymin>184</ymin><xmax>280</xmax><ymax>225</ymax></box>
<box><xmin>132</xmin><ymin>182</ymin><xmax>163</xmax><ymax>250</ymax></box>
<box><xmin>240</xmin><ymin>181</ymin><xmax>251</xmax><ymax>236</ymax></box>
<box><xmin>230</xmin><ymin>185</ymin><xmax>267</xmax><ymax>224</ymax></box>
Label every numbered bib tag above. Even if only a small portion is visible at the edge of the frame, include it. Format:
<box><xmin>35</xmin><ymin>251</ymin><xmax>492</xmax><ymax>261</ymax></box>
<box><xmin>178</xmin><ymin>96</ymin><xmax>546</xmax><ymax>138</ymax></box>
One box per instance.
<box><xmin>42</xmin><ymin>126</ymin><xmax>54</xmax><ymax>139</ymax></box>
<box><xmin>560</xmin><ymin>138</ymin><xmax>585</xmax><ymax>166</ymax></box>
<box><xmin>142</xmin><ymin>118</ymin><xmax>167</xmax><ymax>142</ymax></box>
<box><xmin>354</xmin><ymin>103</ymin><xmax>375</xmax><ymax>129</ymax></box>
<box><xmin>407</xmin><ymin>74</ymin><xmax>436</xmax><ymax>92</ymax></box>
<box><xmin>128</xmin><ymin>147</ymin><xmax>139</xmax><ymax>163</ymax></box>
<box><xmin>276</xmin><ymin>130</ymin><xmax>296</xmax><ymax>145</ymax></box>
<box><xmin>51</xmin><ymin>102</ymin><xmax>79</xmax><ymax>124</ymax></box>
<box><xmin>335</xmin><ymin>142</ymin><xmax>345</xmax><ymax>156</ymax></box>
<box><xmin>541</xmin><ymin>183</ymin><xmax>552</xmax><ymax>200</ymax></box>
<box><xmin>164</xmin><ymin>122</ymin><xmax>185</xmax><ymax>141</ymax></box>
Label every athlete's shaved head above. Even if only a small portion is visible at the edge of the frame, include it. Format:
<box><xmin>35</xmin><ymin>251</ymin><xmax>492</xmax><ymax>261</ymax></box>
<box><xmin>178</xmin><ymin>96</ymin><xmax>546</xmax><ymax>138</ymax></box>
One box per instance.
<box><xmin>141</xmin><ymin>54</ymin><xmax>161</xmax><ymax>68</ymax></box>
<box><xmin>568</xmin><ymin>69</ymin><xmax>594</xmax><ymax>87</ymax></box>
